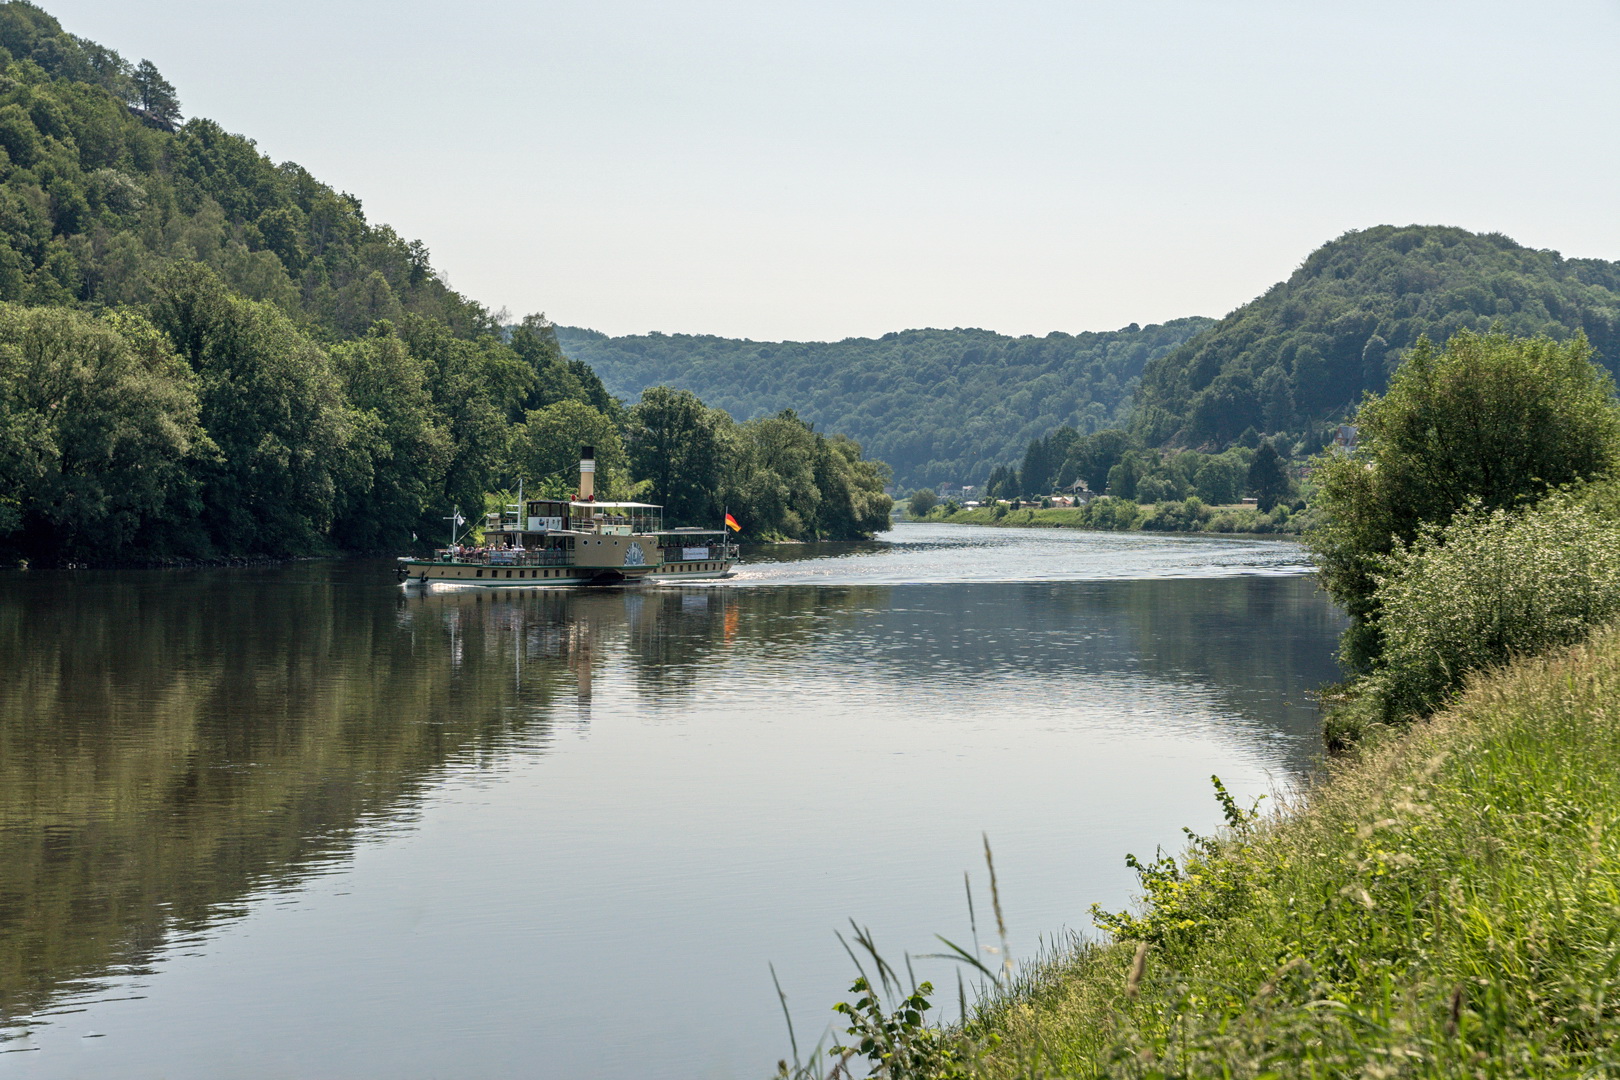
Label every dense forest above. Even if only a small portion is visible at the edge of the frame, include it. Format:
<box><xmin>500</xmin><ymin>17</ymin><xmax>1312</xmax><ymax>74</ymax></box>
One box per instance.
<box><xmin>555</xmin><ymin>319</ymin><xmax>1211</xmax><ymax>490</ymax></box>
<box><xmin>1131</xmin><ymin>225</ymin><xmax>1620</xmax><ymax>450</ymax></box>
<box><xmin>0</xmin><ymin>3</ymin><xmax>889</xmax><ymax>563</ymax></box>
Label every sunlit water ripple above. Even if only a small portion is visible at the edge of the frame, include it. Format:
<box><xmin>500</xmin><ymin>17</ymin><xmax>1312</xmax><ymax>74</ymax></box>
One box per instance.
<box><xmin>0</xmin><ymin>523</ymin><xmax>1340</xmax><ymax>1079</ymax></box>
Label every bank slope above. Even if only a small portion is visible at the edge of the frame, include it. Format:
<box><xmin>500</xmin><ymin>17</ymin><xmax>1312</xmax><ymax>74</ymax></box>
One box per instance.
<box><xmin>556</xmin><ymin>320</ymin><xmax>1212</xmax><ymax>490</ymax></box>
<box><xmin>965</xmin><ymin>622</ymin><xmax>1620</xmax><ymax>1077</ymax></box>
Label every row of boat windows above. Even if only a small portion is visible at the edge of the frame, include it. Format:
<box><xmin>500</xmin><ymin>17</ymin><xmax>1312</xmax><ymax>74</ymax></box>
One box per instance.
<box><xmin>465</xmin><ymin>564</ymin><xmax>724</xmax><ymax>579</ymax></box>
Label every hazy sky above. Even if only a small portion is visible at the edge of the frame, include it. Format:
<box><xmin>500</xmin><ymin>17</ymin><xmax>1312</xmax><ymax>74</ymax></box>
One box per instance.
<box><xmin>41</xmin><ymin>0</ymin><xmax>1620</xmax><ymax>340</ymax></box>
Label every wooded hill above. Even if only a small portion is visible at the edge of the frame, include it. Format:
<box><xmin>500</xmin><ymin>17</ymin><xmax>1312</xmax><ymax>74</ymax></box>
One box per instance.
<box><xmin>0</xmin><ymin>3</ymin><xmax>891</xmax><ymax>562</ymax></box>
<box><xmin>1132</xmin><ymin>225</ymin><xmax>1620</xmax><ymax>450</ymax></box>
<box><xmin>556</xmin><ymin>320</ymin><xmax>1211</xmax><ymax>490</ymax></box>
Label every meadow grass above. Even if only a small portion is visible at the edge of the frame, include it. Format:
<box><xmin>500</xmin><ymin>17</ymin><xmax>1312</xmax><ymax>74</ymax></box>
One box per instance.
<box><xmin>949</xmin><ymin>623</ymin><xmax>1620</xmax><ymax>1078</ymax></box>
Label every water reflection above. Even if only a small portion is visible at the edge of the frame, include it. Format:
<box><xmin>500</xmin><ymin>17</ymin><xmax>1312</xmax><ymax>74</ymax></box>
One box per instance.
<box><xmin>0</xmin><ymin>531</ymin><xmax>1343</xmax><ymax>1074</ymax></box>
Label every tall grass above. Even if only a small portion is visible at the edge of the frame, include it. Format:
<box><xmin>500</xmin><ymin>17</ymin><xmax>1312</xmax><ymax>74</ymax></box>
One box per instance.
<box><xmin>961</xmin><ymin>623</ymin><xmax>1620</xmax><ymax>1077</ymax></box>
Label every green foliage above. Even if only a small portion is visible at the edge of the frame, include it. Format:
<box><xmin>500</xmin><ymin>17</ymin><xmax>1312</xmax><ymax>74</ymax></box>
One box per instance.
<box><xmin>625</xmin><ymin>385</ymin><xmax>732</xmax><ymax>527</ymax></box>
<box><xmin>907</xmin><ymin>488</ymin><xmax>938</xmax><ymax>518</ymax></box>
<box><xmin>509</xmin><ymin>399</ymin><xmax>627</xmax><ymax>498</ymax></box>
<box><xmin>731</xmin><ymin>409</ymin><xmax>893</xmax><ymax>540</ymax></box>
<box><xmin>328</xmin><ymin>321</ymin><xmax>450</xmax><ymax>551</ymax></box>
<box><xmin>0</xmin><ymin>302</ymin><xmax>206</xmax><ymax>558</ymax></box>
<box><xmin>1090</xmin><ymin>776</ymin><xmax>1262</xmax><ymax>951</ymax></box>
<box><xmin>558</xmin><ymin>320</ymin><xmax>1212</xmax><ymax>489</ymax></box>
<box><xmin>1079</xmin><ymin>495</ymin><xmax>1141</xmax><ymax>531</ymax></box>
<box><xmin>622</xmin><ymin>390</ymin><xmax>892</xmax><ymax>541</ymax></box>
<box><xmin>825</xmin><ymin>976</ymin><xmax>970</xmax><ymax>1079</ymax></box>
<box><xmin>1134</xmin><ymin>225</ymin><xmax>1620</xmax><ymax>449</ymax></box>
<box><xmin>1246</xmin><ymin>440</ymin><xmax>1293</xmax><ymax>511</ymax></box>
<box><xmin>149</xmin><ymin>262</ymin><xmax>358</xmax><ymax>554</ymax></box>
<box><xmin>1354</xmin><ymin>495</ymin><xmax>1620</xmax><ymax>724</ymax></box>
<box><xmin>973</xmin><ymin>626</ymin><xmax>1620</xmax><ymax>1078</ymax></box>
<box><xmin>1309</xmin><ymin>330</ymin><xmax>1620</xmax><ymax>660</ymax></box>
<box><xmin>1138</xmin><ymin>496</ymin><xmax>1210</xmax><ymax>532</ymax></box>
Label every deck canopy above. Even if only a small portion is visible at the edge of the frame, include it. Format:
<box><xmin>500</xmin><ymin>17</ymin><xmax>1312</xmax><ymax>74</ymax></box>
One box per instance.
<box><xmin>568</xmin><ymin>501</ymin><xmax>662</xmax><ymax>509</ymax></box>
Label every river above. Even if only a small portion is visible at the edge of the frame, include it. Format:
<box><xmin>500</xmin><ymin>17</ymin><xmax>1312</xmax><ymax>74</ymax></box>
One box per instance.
<box><xmin>0</xmin><ymin>523</ymin><xmax>1344</xmax><ymax>1079</ymax></box>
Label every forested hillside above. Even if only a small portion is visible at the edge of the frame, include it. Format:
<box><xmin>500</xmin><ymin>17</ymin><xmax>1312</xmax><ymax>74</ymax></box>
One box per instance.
<box><xmin>0</xmin><ymin>3</ymin><xmax>891</xmax><ymax>562</ymax></box>
<box><xmin>1133</xmin><ymin>225</ymin><xmax>1620</xmax><ymax>449</ymax></box>
<box><xmin>556</xmin><ymin>320</ymin><xmax>1211</xmax><ymax>489</ymax></box>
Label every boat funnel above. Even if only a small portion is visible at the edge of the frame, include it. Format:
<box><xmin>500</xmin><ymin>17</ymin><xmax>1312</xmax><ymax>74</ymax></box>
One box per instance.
<box><xmin>579</xmin><ymin>445</ymin><xmax>595</xmax><ymax>501</ymax></box>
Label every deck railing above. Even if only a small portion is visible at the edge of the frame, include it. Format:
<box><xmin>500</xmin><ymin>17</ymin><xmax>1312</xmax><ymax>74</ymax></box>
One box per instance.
<box><xmin>433</xmin><ymin>548</ymin><xmax>573</xmax><ymax>567</ymax></box>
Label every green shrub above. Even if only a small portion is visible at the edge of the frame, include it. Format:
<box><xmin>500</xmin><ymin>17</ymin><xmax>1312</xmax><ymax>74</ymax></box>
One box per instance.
<box><xmin>1083</xmin><ymin>495</ymin><xmax>1140</xmax><ymax>531</ymax></box>
<box><xmin>1140</xmin><ymin>496</ymin><xmax>1210</xmax><ymax>532</ymax></box>
<box><xmin>1357</xmin><ymin>495</ymin><xmax>1620</xmax><ymax>722</ymax></box>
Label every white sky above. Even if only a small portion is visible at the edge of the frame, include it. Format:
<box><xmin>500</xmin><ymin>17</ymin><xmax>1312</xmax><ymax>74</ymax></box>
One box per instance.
<box><xmin>40</xmin><ymin>0</ymin><xmax>1620</xmax><ymax>341</ymax></box>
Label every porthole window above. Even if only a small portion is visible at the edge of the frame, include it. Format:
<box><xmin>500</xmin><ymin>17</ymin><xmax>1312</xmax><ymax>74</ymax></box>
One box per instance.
<box><xmin>476</xmin><ymin>568</ymin><xmax>483</xmax><ymax>577</ymax></box>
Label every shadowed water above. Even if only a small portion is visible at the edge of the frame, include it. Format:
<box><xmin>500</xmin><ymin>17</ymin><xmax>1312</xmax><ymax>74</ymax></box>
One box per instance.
<box><xmin>0</xmin><ymin>524</ymin><xmax>1342</xmax><ymax>1078</ymax></box>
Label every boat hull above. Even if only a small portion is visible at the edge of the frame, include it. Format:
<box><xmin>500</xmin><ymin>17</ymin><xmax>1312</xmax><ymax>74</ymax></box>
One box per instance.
<box><xmin>398</xmin><ymin>559</ymin><xmax>734</xmax><ymax>587</ymax></box>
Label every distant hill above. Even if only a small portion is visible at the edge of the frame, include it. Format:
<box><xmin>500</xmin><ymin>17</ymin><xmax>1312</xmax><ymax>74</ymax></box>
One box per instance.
<box><xmin>1133</xmin><ymin>225</ymin><xmax>1620</xmax><ymax>449</ymax></box>
<box><xmin>556</xmin><ymin>320</ymin><xmax>1212</xmax><ymax>489</ymax></box>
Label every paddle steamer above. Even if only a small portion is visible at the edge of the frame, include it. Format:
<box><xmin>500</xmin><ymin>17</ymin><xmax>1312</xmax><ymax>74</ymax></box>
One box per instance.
<box><xmin>397</xmin><ymin>447</ymin><xmax>738</xmax><ymax>587</ymax></box>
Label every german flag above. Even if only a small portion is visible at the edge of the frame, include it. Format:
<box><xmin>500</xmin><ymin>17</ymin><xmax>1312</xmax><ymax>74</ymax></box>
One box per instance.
<box><xmin>724</xmin><ymin>513</ymin><xmax>741</xmax><ymax>532</ymax></box>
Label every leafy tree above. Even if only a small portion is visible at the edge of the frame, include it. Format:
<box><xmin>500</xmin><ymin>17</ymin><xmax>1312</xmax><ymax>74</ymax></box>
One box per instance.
<box><xmin>509</xmin><ymin>399</ymin><xmax>626</xmax><ymax>499</ymax></box>
<box><xmin>1106</xmin><ymin>452</ymin><xmax>1145</xmax><ymax>500</ymax></box>
<box><xmin>1062</xmin><ymin>428</ymin><xmax>1135</xmax><ymax>494</ymax></box>
<box><xmin>328</xmin><ymin>321</ymin><xmax>451</xmax><ymax>551</ymax></box>
<box><xmin>625</xmin><ymin>385</ymin><xmax>733</xmax><ymax>528</ymax></box>
<box><xmin>1310</xmin><ymin>330</ymin><xmax>1620</xmax><ymax>666</ymax></box>
<box><xmin>811</xmin><ymin>433</ymin><xmax>893</xmax><ymax>539</ymax></box>
<box><xmin>0</xmin><ymin>304</ymin><xmax>206</xmax><ymax>561</ymax></box>
<box><xmin>1192</xmin><ymin>453</ymin><xmax>1246</xmax><ymax>505</ymax></box>
<box><xmin>907</xmin><ymin>488</ymin><xmax>937</xmax><ymax>517</ymax></box>
<box><xmin>149</xmin><ymin>262</ymin><xmax>358</xmax><ymax>554</ymax></box>
<box><xmin>1246</xmin><ymin>441</ymin><xmax>1292</xmax><ymax>511</ymax></box>
<box><xmin>1135</xmin><ymin>226</ymin><xmax>1620</xmax><ymax>450</ymax></box>
<box><xmin>1136</xmin><ymin>476</ymin><xmax>1175</xmax><ymax>503</ymax></box>
<box><xmin>733</xmin><ymin>410</ymin><xmax>822</xmax><ymax>539</ymax></box>
<box><xmin>509</xmin><ymin>313</ymin><xmax>618</xmax><ymax>420</ymax></box>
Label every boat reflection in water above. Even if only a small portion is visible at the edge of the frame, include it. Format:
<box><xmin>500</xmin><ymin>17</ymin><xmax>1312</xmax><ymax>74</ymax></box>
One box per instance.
<box><xmin>0</xmin><ymin>543</ymin><xmax>1344</xmax><ymax>1077</ymax></box>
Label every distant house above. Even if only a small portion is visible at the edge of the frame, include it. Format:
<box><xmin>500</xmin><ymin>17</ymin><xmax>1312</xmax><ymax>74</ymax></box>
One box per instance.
<box><xmin>1332</xmin><ymin>424</ymin><xmax>1358</xmax><ymax>455</ymax></box>
<box><xmin>1068</xmin><ymin>480</ymin><xmax>1098</xmax><ymax>506</ymax></box>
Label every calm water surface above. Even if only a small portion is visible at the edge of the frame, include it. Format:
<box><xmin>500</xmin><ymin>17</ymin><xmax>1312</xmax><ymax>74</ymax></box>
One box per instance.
<box><xmin>0</xmin><ymin>524</ymin><xmax>1343</xmax><ymax>1079</ymax></box>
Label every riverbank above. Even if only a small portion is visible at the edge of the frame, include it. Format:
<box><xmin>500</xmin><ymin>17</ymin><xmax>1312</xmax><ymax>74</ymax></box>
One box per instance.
<box><xmin>943</xmin><ymin>622</ymin><xmax>1620</xmax><ymax>1076</ymax></box>
<box><xmin>912</xmin><ymin>497</ymin><xmax>1311</xmax><ymax>535</ymax></box>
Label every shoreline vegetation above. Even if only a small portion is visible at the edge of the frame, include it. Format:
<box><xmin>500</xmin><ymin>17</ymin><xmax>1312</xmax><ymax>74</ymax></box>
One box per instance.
<box><xmin>0</xmin><ymin>7</ymin><xmax>891</xmax><ymax>569</ymax></box>
<box><xmin>793</xmin><ymin>330</ymin><xmax>1620</xmax><ymax>1078</ymax></box>
<box><xmin>907</xmin><ymin>498</ymin><xmax>1309</xmax><ymax>536</ymax></box>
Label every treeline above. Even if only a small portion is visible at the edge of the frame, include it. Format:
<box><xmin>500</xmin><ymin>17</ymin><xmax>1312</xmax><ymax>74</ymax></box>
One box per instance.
<box><xmin>0</xmin><ymin>3</ymin><xmax>491</xmax><ymax>337</ymax></box>
<box><xmin>1308</xmin><ymin>330</ymin><xmax>1620</xmax><ymax>743</ymax></box>
<box><xmin>0</xmin><ymin>272</ymin><xmax>892</xmax><ymax>564</ymax></box>
<box><xmin>517</xmin><ymin>387</ymin><xmax>893</xmax><ymax>542</ymax></box>
<box><xmin>1132</xmin><ymin>225</ymin><xmax>1620</xmax><ymax>449</ymax></box>
<box><xmin>972</xmin><ymin>425</ymin><xmax>1298</xmax><ymax>510</ymax></box>
<box><xmin>0</xmin><ymin>4</ymin><xmax>891</xmax><ymax>563</ymax></box>
<box><xmin>556</xmin><ymin>319</ymin><xmax>1211</xmax><ymax>490</ymax></box>
<box><xmin>800</xmin><ymin>331</ymin><xmax>1620</xmax><ymax>1080</ymax></box>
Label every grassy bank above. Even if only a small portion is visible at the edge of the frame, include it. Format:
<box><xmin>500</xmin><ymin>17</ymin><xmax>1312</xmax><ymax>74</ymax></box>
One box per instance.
<box><xmin>938</xmin><ymin>623</ymin><xmax>1620</xmax><ymax>1077</ymax></box>
<box><xmin>913</xmin><ymin>498</ymin><xmax>1308</xmax><ymax>535</ymax></box>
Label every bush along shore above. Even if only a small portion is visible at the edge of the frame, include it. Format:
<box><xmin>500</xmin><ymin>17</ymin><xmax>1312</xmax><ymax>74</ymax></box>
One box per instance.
<box><xmin>911</xmin><ymin>497</ymin><xmax>1310</xmax><ymax>536</ymax></box>
<box><xmin>788</xmin><ymin>331</ymin><xmax>1620</xmax><ymax>1078</ymax></box>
